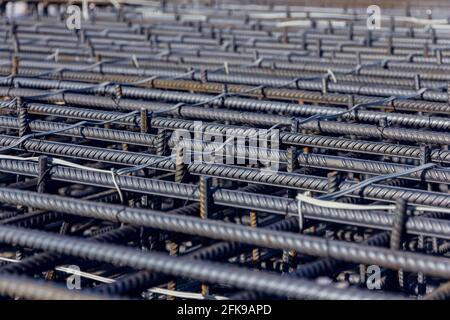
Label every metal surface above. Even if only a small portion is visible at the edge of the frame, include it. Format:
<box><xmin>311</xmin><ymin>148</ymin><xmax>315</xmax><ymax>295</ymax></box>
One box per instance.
<box><xmin>0</xmin><ymin>0</ymin><xmax>449</xmax><ymax>300</ymax></box>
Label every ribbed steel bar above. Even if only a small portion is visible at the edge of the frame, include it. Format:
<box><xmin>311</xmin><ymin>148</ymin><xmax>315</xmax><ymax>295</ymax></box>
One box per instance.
<box><xmin>0</xmin><ymin>224</ymin><xmax>403</xmax><ymax>300</ymax></box>
<box><xmin>3</xmin><ymin>76</ymin><xmax>450</xmax><ymax>130</ymax></box>
<box><xmin>1</xmin><ymin>140</ymin><xmax>450</xmax><ymax>207</ymax></box>
<box><xmin>0</xmin><ymin>116</ymin><xmax>156</xmax><ymax>147</ymax></box>
<box><xmin>0</xmin><ymin>176</ymin><xmax>448</xmax><ymax>243</ymax></box>
<box><xmin>2</xmin><ymin>67</ymin><xmax>449</xmax><ymax>115</ymax></box>
<box><xmin>3</xmin><ymin>85</ymin><xmax>450</xmax><ymax>145</ymax></box>
<box><xmin>0</xmin><ymin>187</ymin><xmax>444</xmax><ymax>285</ymax></box>
<box><xmin>0</xmin><ymin>0</ymin><xmax>450</xmax><ymax>301</ymax></box>
<box><xmin>3</xmin><ymin>115</ymin><xmax>450</xmax><ymax>184</ymax></box>
<box><xmin>2</xmin><ymin>61</ymin><xmax>448</xmax><ymax>92</ymax></box>
<box><xmin>7</xmin><ymin>103</ymin><xmax>450</xmax><ymax>162</ymax></box>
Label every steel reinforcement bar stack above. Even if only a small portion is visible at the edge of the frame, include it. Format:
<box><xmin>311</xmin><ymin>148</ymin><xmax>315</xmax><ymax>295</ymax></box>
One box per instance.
<box><xmin>0</xmin><ymin>0</ymin><xmax>450</xmax><ymax>300</ymax></box>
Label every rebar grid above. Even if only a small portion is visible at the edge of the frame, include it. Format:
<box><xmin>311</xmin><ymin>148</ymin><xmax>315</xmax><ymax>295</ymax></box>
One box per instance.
<box><xmin>0</xmin><ymin>0</ymin><xmax>449</xmax><ymax>301</ymax></box>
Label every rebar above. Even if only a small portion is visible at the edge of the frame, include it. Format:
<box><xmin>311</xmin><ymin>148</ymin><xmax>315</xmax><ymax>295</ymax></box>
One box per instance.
<box><xmin>0</xmin><ymin>0</ymin><xmax>449</xmax><ymax>301</ymax></box>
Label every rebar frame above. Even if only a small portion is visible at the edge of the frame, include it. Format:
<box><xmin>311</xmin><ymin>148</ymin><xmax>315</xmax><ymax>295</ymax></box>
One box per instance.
<box><xmin>0</xmin><ymin>0</ymin><xmax>449</xmax><ymax>301</ymax></box>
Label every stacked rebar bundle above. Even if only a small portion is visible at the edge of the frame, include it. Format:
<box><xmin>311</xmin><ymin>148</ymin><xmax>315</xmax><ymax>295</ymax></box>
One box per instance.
<box><xmin>0</xmin><ymin>0</ymin><xmax>450</xmax><ymax>300</ymax></box>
